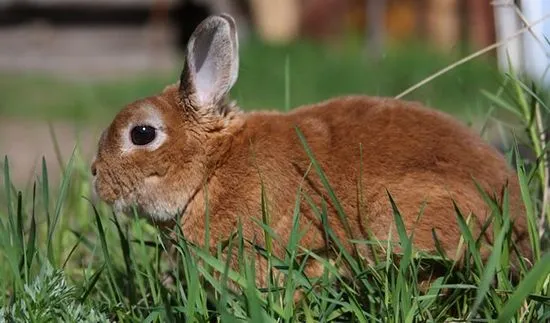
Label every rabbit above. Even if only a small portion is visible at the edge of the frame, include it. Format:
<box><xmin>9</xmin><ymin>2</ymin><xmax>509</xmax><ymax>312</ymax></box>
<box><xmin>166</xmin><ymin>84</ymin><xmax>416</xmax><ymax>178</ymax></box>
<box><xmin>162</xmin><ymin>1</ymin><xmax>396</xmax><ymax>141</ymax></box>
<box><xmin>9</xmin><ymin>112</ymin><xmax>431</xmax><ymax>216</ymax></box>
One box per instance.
<box><xmin>91</xmin><ymin>14</ymin><xmax>532</xmax><ymax>294</ymax></box>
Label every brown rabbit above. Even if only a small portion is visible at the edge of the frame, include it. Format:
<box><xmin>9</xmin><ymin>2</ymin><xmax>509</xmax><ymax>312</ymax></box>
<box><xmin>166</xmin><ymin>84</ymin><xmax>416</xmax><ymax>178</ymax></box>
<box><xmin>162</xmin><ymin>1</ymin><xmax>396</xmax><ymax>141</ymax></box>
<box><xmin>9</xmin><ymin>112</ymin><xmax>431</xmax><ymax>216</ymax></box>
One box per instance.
<box><xmin>91</xmin><ymin>14</ymin><xmax>532</xmax><ymax>291</ymax></box>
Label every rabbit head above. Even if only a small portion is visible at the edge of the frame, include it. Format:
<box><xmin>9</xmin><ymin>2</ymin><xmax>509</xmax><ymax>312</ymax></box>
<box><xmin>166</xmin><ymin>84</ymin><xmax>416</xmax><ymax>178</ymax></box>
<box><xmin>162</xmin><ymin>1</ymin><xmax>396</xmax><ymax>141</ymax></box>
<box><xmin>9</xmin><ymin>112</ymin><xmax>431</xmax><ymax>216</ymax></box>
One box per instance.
<box><xmin>91</xmin><ymin>14</ymin><xmax>241</xmax><ymax>222</ymax></box>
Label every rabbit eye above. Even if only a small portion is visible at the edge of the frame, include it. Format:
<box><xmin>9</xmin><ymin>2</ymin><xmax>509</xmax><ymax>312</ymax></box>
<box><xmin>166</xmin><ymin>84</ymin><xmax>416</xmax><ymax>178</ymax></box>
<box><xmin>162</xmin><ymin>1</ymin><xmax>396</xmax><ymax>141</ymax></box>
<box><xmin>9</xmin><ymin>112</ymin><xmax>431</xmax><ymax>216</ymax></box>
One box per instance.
<box><xmin>131</xmin><ymin>125</ymin><xmax>157</xmax><ymax>146</ymax></box>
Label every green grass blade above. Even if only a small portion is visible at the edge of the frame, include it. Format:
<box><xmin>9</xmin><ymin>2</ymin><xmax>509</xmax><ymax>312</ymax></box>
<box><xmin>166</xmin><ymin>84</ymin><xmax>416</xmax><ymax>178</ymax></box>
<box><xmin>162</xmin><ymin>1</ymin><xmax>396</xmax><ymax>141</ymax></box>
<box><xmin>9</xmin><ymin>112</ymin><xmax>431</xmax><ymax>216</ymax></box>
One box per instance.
<box><xmin>453</xmin><ymin>201</ymin><xmax>483</xmax><ymax>271</ymax></box>
<box><xmin>15</xmin><ymin>191</ymin><xmax>24</xmax><ymax>278</ymax></box>
<box><xmin>260</xmin><ymin>182</ymin><xmax>275</xmax><ymax>294</ymax></box>
<box><xmin>92</xmin><ymin>204</ymin><xmax>123</xmax><ymax>303</ymax></box>
<box><xmin>3</xmin><ymin>156</ymin><xmax>15</xmax><ymax>244</ymax></box>
<box><xmin>496</xmin><ymin>252</ymin><xmax>550</xmax><ymax>322</ymax></box>
<box><xmin>481</xmin><ymin>90</ymin><xmax>522</xmax><ymax>118</ymax></box>
<box><xmin>61</xmin><ymin>237</ymin><xmax>82</xmax><ymax>270</ymax></box>
<box><xmin>512</xmin><ymin>77</ymin><xmax>550</xmax><ymax>113</ymax></box>
<box><xmin>193</xmin><ymin>246</ymin><xmax>286</xmax><ymax>317</ymax></box>
<box><xmin>159</xmin><ymin>282</ymin><xmax>176</xmax><ymax>323</ymax></box>
<box><xmin>47</xmin><ymin>121</ymin><xmax>66</xmax><ymax>171</ymax></box>
<box><xmin>469</xmin><ymin>202</ymin><xmax>511</xmax><ymax>318</ymax></box>
<box><xmin>25</xmin><ymin>184</ymin><xmax>37</xmax><ymax>279</ymax></box>
<box><xmin>295</xmin><ymin>126</ymin><xmax>354</xmax><ymax>241</ymax></box>
<box><xmin>41</xmin><ymin>157</ymin><xmax>52</xmax><ymax>253</ymax></box>
<box><xmin>79</xmin><ymin>263</ymin><xmax>105</xmax><ymax>302</ymax></box>
<box><xmin>2</xmin><ymin>156</ymin><xmax>25</xmax><ymax>289</ymax></box>
<box><xmin>302</xmin><ymin>192</ymin><xmax>362</xmax><ymax>279</ymax></box>
<box><xmin>47</xmin><ymin>146</ymin><xmax>76</xmax><ymax>264</ymax></box>
<box><xmin>243</xmin><ymin>258</ymin><xmax>267</xmax><ymax>323</ymax></box>
<box><xmin>514</xmin><ymin>142</ymin><xmax>541</xmax><ymax>261</ymax></box>
<box><xmin>386</xmin><ymin>190</ymin><xmax>409</xmax><ymax>247</ymax></box>
<box><xmin>112</xmin><ymin>214</ymin><xmax>136</xmax><ymax>306</ymax></box>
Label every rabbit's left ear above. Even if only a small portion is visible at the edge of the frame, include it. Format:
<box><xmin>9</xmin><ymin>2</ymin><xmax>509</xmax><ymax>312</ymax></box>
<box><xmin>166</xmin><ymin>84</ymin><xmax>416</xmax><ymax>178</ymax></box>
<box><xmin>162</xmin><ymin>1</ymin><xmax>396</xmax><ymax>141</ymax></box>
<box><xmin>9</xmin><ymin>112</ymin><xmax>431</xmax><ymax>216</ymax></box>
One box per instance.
<box><xmin>179</xmin><ymin>14</ymin><xmax>239</xmax><ymax>112</ymax></box>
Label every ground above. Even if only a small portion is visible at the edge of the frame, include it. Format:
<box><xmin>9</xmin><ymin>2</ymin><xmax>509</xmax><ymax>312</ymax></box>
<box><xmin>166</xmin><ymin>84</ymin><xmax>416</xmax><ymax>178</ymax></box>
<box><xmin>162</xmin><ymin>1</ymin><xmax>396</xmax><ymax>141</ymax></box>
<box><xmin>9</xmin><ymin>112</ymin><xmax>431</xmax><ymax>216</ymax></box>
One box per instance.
<box><xmin>0</xmin><ymin>117</ymin><xmax>101</xmax><ymax>185</ymax></box>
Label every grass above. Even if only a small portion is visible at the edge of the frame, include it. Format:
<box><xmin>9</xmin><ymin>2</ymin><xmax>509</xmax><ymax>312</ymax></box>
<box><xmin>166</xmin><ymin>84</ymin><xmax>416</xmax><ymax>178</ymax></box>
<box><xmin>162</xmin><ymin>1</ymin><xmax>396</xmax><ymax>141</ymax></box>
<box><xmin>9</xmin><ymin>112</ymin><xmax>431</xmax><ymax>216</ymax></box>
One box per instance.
<box><xmin>1</xmin><ymin>37</ymin><xmax>550</xmax><ymax>321</ymax></box>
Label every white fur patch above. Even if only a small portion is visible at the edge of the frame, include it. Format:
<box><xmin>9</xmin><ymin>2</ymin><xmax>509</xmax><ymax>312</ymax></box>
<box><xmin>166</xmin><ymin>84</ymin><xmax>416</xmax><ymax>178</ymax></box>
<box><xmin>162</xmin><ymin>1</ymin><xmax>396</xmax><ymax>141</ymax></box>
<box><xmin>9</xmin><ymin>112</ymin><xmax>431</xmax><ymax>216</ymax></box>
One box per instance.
<box><xmin>141</xmin><ymin>176</ymin><xmax>188</xmax><ymax>221</ymax></box>
<box><xmin>114</xmin><ymin>193</ymin><xmax>184</xmax><ymax>222</ymax></box>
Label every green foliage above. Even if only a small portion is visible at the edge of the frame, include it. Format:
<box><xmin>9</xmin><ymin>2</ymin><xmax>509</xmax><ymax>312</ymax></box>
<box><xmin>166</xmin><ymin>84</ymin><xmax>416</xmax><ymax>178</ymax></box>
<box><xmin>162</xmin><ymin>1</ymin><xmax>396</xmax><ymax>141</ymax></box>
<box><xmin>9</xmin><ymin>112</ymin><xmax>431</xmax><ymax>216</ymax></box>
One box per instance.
<box><xmin>0</xmin><ymin>262</ymin><xmax>108</xmax><ymax>323</ymax></box>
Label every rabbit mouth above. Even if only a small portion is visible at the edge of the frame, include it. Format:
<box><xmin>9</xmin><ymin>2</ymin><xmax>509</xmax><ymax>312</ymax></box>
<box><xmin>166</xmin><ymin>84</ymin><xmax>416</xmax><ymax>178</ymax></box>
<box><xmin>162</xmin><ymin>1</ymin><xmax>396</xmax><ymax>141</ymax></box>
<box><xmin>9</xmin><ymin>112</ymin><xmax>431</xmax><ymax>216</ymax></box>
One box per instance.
<box><xmin>118</xmin><ymin>199</ymin><xmax>183</xmax><ymax>223</ymax></box>
<box><xmin>112</xmin><ymin>197</ymin><xmax>134</xmax><ymax>214</ymax></box>
<box><xmin>93</xmin><ymin>167</ymin><xmax>196</xmax><ymax>222</ymax></box>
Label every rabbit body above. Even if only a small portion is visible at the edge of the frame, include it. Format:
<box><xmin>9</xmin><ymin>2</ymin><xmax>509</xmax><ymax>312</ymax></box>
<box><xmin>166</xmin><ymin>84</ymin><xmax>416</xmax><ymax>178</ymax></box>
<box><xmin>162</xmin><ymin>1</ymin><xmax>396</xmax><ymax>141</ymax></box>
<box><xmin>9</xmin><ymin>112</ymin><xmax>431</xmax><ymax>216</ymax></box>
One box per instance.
<box><xmin>91</xmin><ymin>15</ymin><xmax>531</xmax><ymax>288</ymax></box>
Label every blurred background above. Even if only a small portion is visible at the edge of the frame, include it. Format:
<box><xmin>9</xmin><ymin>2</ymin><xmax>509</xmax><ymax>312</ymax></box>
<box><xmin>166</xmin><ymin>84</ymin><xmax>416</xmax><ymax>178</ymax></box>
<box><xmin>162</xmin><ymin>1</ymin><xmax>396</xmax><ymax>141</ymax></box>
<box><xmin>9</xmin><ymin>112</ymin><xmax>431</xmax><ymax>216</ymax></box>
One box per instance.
<box><xmin>0</xmin><ymin>0</ymin><xmax>549</xmax><ymax>187</ymax></box>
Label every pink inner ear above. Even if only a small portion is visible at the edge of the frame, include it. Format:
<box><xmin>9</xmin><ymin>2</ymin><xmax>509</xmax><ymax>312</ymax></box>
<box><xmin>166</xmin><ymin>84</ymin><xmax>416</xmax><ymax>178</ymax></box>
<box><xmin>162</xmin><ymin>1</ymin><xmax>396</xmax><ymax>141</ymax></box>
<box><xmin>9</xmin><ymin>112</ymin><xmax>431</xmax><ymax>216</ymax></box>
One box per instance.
<box><xmin>194</xmin><ymin>53</ymin><xmax>219</xmax><ymax>105</ymax></box>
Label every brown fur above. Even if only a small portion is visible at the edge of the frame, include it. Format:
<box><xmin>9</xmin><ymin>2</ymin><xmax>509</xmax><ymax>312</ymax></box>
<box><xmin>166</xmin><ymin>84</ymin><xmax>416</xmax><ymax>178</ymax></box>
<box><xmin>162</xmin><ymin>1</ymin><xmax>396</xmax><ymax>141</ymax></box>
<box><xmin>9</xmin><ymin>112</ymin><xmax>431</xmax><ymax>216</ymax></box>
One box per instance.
<box><xmin>91</xmin><ymin>15</ymin><xmax>532</xmax><ymax>294</ymax></box>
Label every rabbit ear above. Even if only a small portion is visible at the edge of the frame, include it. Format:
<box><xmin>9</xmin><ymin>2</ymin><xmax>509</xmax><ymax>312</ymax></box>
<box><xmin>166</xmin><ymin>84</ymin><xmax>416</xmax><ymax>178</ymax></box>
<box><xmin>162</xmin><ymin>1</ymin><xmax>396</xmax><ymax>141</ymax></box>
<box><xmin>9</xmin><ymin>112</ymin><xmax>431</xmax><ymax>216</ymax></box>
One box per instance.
<box><xmin>180</xmin><ymin>14</ymin><xmax>239</xmax><ymax>112</ymax></box>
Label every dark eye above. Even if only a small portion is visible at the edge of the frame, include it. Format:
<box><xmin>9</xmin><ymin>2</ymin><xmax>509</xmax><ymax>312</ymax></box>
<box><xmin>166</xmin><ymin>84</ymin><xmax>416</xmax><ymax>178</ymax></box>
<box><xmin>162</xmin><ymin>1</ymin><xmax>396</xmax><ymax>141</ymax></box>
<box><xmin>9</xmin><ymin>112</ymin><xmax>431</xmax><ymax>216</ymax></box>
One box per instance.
<box><xmin>131</xmin><ymin>125</ymin><xmax>156</xmax><ymax>146</ymax></box>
